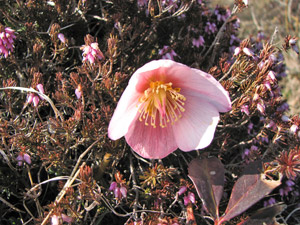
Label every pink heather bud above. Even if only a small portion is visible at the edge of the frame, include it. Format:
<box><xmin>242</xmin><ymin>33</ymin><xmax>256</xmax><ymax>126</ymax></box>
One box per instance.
<box><xmin>178</xmin><ymin>186</ymin><xmax>188</xmax><ymax>196</ymax></box>
<box><xmin>33</xmin><ymin>95</ymin><xmax>40</xmax><ymax>107</ymax></box>
<box><xmin>75</xmin><ymin>84</ymin><xmax>82</xmax><ymax>99</ymax></box>
<box><xmin>75</xmin><ymin>88</ymin><xmax>82</xmax><ymax>99</ymax></box>
<box><xmin>233</xmin><ymin>47</ymin><xmax>241</xmax><ymax>56</ymax></box>
<box><xmin>23</xmin><ymin>153</ymin><xmax>31</xmax><ymax>164</ymax></box>
<box><xmin>183</xmin><ymin>195</ymin><xmax>189</xmax><ymax>206</ymax></box>
<box><xmin>27</xmin><ymin>93</ymin><xmax>34</xmax><ymax>104</ymax></box>
<box><xmin>243</xmin><ymin>47</ymin><xmax>254</xmax><ymax>57</ymax></box>
<box><xmin>61</xmin><ymin>214</ymin><xmax>73</xmax><ymax>223</ymax></box>
<box><xmin>51</xmin><ymin>215</ymin><xmax>59</xmax><ymax>225</ymax></box>
<box><xmin>16</xmin><ymin>153</ymin><xmax>24</xmax><ymax>166</ymax></box>
<box><xmin>36</xmin><ymin>84</ymin><xmax>45</xmax><ymax>100</ymax></box>
<box><xmin>57</xmin><ymin>33</ymin><xmax>66</xmax><ymax>43</ymax></box>
<box><xmin>290</xmin><ymin>124</ymin><xmax>298</xmax><ymax>134</ymax></box>
<box><xmin>120</xmin><ymin>186</ymin><xmax>127</xmax><ymax>198</ymax></box>
<box><xmin>109</xmin><ymin>181</ymin><xmax>117</xmax><ymax>191</ymax></box>
<box><xmin>187</xmin><ymin>192</ymin><xmax>195</xmax><ymax>204</ymax></box>
<box><xmin>114</xmin><ymin>187</ymin><xmax>121</xmax><ymax>199</ymax></box>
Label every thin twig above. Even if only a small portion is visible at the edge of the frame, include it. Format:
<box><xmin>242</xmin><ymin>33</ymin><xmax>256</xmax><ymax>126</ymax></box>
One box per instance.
<box><xmin>0</xmin><ymin>87</ymin><xmax>64</xmax><ymax>122</ymax></box>
<box><xmin>0</xmin><ymin>196</ymin><xmax>25</xmax><ymax>213</ymax></box>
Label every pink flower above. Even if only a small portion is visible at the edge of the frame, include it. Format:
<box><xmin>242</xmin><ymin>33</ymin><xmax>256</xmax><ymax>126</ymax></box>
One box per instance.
<box><xmin>0</xmin><ymin>26</ymin><xmax>16</xmax><ymax>58</ymax></box>
<box><xmin>184</xmin><ymin>192</ymin><xmax>195</xmax><ymax>206</ymax></box>
<box><xmin>75</xmin><ymin>84</ymin><xmax>82</xmax><ymax>99</ymax></box>
<box><xmin>108</xmin><ymin>60</ymin><xmax>231</xmax><ymax>159</ymax></box>
<box><xmin>81</xmin><ymin>42</ymin><xmax>104</xmax><ymax>64</ymax></box>
<box><xmin>57</xmin><ymin>33</ymin><xmax>66</xmax><ymax>43</ymax></box>
<box><xmin>16</xmin><ymin>152</ymin><xmax>31</xmax><ymax>166</ymax></box>
<box><xmin>192</xmin><ymin>36</ymin><xmax>205</xmax><ymax>48</ymax></box>
<box><xmin>27</xmin><ymin>84</ymin><xmax>45</xmax><ymax>107</ymax></box>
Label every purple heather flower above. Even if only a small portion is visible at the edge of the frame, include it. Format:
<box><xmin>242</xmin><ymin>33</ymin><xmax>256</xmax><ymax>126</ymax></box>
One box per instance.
<box><xmin>120</xmin><ymin>186</ymin><xmax>127</xmax><ymax>198</ymax></box>
<box><xmin>266</xmin><ymin>120</ymin><xmax>277</xmax><ymax>131</ymax></box>
<box><xmin>183</xmin><ymin>192</ymin><xmax>195</xmax><ymax>206</ymax></box>
<box><xmin>109</xmin><ymin>181</ymin><xmax>117</xmax><ymax>191</ymax></box>
<box><xmin>57</xmin><ymin>33</ymin><xmax>66</xmax><ymax>43</ymax></box>
<box><xmin>277</xmin><ymin>102</ymin><xmax>289</xmax><ymax>112</ymax></box>
<box><xmin>241</xmin><ymin>104</ymin><xmax>250</xmax><ymax>115</ymax></box>
<box><xmin>281</xmin><ymin>115</ymin><xmax>290</xmax><ymax>122</ymax></box>
<box><xmin>0</xmin><ymin>26</ymin><xmax>16</xmax><ymax>58</ymax></box>
<box><xmin>36</xmin><ymin>83</ymin><xmax>45</xmax><ymax>99</ymax></box>
<box><xmin>192</xmin><ymin>35</ymin><xmax>205</xmax><ymax>48</ymax></box>
<box><xmin>81</xmin><ymin>42</ymin><xmax>104</xmax><ymax>64</ymax></box>
<box><xmin>16</xmin><ymin>152</ymin><xmax>31</xmax><ymax>166</ymax></box>
<box><xmin>109</xmin><ymin>181</ymin><xmax>127</xmax><ymax>200</ymax></box>
<box><xmin>263</xmin><ymin>197</ymin><xmax>276</xmax><ymax>207</ymax></box>
<box><xmin>205</xmin><ymin>22</ymin><xmax>217</xmax><ymax>34</ymax></box>
<box><xmin>27</xmin><ymin>84</ymin><xmax>45</xmax><ymax>107</ymax></box>
<box><xmin>158</xmin><ymin>46</ymin><xmax>178</xmax><ymax>60</ymax></box>
<box><xmin>178</xmin><ymin>186</ymin><xmax>188</xmax><ymax>196</ymax></box>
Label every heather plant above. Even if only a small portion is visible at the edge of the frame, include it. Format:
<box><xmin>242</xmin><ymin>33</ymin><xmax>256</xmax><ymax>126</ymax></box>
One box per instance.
<box><xmin>0</xmin><ymin>1</ymin><xmax>299</xmax><ymax>225</ymax></box>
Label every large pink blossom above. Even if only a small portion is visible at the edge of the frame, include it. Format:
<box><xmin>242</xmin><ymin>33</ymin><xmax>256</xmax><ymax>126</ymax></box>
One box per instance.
<box><xmin>108</xmin><ymin>60</ymin><xmax>231</xmax><ymax>159</ymax></box>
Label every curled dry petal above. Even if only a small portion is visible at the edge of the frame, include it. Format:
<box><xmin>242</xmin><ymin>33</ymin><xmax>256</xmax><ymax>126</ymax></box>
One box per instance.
<box><xmin>108</xmin><ymin>60</ymin><xmax>231</xmax><ymax>159</ymax></box>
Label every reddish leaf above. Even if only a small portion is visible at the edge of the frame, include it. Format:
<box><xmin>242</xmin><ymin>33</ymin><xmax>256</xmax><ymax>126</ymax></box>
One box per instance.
<box><xmin>188</xmin><ymin>157</ymin><xmax>225</xmax><ymax>220</ymax></box>
<box><xmin>237</xmin><ymin>203</ymin><xmax>286</xmax><ymax>225</ymax></box>
<box><xmin>219</xmin><ymin>161</ymin><xmax>281</xmax><ymax>223</ymax></box>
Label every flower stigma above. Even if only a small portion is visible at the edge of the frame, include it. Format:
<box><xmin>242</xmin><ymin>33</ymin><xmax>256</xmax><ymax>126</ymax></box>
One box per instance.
<box><xmin>138</xmin><ymin>81</ymin><xmax>186</xmax><ymax>128</ymax></box>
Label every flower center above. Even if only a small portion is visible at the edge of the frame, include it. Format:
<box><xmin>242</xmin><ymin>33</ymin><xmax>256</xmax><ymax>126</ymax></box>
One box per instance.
<box><xmin>138</xmin><ymin>81</ymin><xmax>186</xmax><ymax>128</ymax></box>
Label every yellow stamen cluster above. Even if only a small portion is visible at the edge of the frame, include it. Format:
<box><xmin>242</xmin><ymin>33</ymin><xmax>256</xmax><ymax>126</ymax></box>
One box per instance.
<box><xmin>138</xmin><ymin>81</ymin><xmax>186</xmax><ymax>128</ymax></box>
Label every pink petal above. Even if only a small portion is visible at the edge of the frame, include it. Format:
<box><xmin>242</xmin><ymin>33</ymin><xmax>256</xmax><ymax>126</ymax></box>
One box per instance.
<box><xmin>172</xmin><ymin>92</ymin><xmax>220</xmax><ymax>151</ymax></box>
<box><xmin>140</xmin><ymin>60</ymin><xmax>231</xmax><ymax>112</ymax></box>
<box><xmin>125</xmin><ymin>117</ymin><xmax>177</xmax><ymax>159</ymax></box>
<box><xmin>108</xmin><ymin>75</ymin><xmax>141</xmax><ymax>140</ymax></box>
